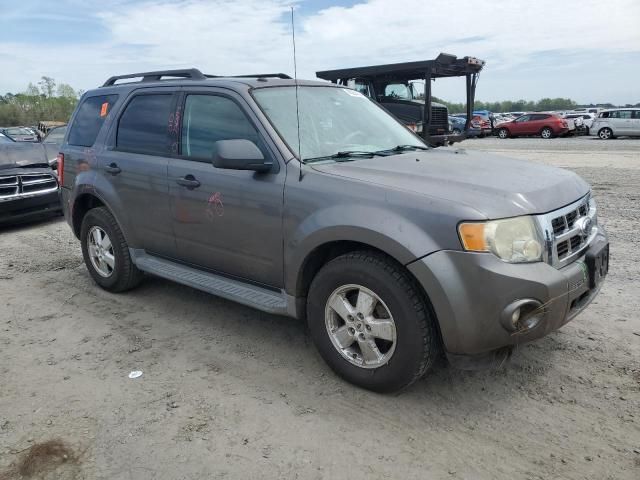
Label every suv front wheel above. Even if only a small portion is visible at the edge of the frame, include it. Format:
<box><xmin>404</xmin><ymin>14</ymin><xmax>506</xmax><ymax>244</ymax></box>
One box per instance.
<box><xmin>80</xmin><ymin>207</ymin><xmax>143</xmax><ymax>292</ymax></box>
<box><xmin>598</xmin><ymin>127</ymin><xmax>614</xmax><ymax>140</ymax></box>
<box><xmin>497</xmin><ymin>128</ymin><xmax>509</xmax><ymax>139</ymax></box>
<box><xmin>307</xmin><ymin>251</ymin><xmax>439</xmax><ymax>392</ymax></box>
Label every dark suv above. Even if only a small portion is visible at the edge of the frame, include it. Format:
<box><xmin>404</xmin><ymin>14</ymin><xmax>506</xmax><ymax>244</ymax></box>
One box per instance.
<box><xmin>59</xmin><ymin>69</ymin><xmax>609</xmax><ymax>392</ymax></box>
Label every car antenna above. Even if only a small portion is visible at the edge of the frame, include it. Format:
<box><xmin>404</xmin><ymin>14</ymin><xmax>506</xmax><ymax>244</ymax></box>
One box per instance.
<box><xmin>290</xmin><ymin>6</ymin><xmax>304</xmax><ymax>181</ymax></box>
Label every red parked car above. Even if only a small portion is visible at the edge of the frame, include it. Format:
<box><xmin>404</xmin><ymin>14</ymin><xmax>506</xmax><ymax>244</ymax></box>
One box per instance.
<box><xmin>496</xmin><ymin>113</ymin><xmax>568</xmax><ymax>139</ymax></box>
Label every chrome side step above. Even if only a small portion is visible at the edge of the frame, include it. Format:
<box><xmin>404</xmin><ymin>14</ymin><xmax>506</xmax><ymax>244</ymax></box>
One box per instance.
<box><xmin>130</xmin><ymin>249</ymin><xmax>289</xmax><ymax>315</ymax></box>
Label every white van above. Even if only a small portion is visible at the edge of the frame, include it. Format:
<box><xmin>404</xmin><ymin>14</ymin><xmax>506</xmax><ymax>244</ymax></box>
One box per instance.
<box><xmin>590</xmin><ymin>108</ymin><xmax>640</xmax><ymax>139</ymax></box>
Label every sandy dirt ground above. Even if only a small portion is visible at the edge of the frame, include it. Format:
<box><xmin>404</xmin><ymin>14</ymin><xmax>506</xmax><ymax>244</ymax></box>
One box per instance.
<box><xmin>1</xmin><ymin>137</ymin><xmax>639</xmax><ymax>479</ymax></box>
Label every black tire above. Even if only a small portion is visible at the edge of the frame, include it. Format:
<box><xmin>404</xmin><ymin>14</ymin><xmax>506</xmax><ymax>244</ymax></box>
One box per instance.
<box><xmin>80</xmin><ymin>207</ymin><xmax>143</xmax><ymax>292</ymax></box>
<box><xmin>497</xmin><ymin>128</ymin><xmax>509</xmax><ymax>139</ymax></box>
<box><xmin>307</xmin><ymin>251</ymin><xmax>439</xmax><ymax>393</ymax></box>
<box><xmin>540</xmin><ymin>127</ymin><xmax>553</xmax><ymax>139</ymax></box>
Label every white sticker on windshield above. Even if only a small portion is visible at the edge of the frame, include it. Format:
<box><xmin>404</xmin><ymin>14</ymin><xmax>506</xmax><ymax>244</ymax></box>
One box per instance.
<box><xmin>342</xmin><ymin>89</ymin><xmax>366</xmax><ymax>98</ymax></box>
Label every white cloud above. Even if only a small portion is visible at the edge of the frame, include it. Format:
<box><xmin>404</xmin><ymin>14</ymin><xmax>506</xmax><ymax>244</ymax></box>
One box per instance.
<box><xmin>0</xmin><ymin>0</ymin><xmax>638</xmax><ymax>103</ymax></box>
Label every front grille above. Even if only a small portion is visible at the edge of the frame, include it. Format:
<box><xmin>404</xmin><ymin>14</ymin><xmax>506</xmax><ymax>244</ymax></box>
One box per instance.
<box><xmin>0</xmin><ymin>173</ymin><xmax>58</xmax><ymax>200</ymax></box>
<box><xmin>430</xmin><ymin>106</ymin><xmax>449</xmax><ymax>127</ymax></box>
<box><xmin>551</xmin><ymin>217</ymin><xmax>564</xmax><ymax>235</ymax></box>
<box><xmin>539</xmin><ymin>195</ymin><xmax>596</xmax><ymax>268</ymax></box>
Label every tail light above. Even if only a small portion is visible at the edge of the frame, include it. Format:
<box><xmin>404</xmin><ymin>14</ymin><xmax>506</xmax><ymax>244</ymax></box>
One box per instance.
<box><xmin>57</xmin><ymin>153</ymin><xmax>64</xmax><ymax>186</ymax></box>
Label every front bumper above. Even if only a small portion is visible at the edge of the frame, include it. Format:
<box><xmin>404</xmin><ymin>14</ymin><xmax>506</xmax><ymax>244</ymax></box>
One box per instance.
<box><xmin>0</xmin><ymin>190</ymin><xmax>61</xmax><ymax>225</ymax></box>
<box><xmin>407</xmin><ymin>226</ymin><xmax>608</xmax><ymax>358</ymax></box>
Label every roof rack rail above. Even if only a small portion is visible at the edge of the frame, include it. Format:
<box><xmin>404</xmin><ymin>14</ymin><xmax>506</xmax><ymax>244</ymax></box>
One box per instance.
<box><xmin>230</xmin><ymin>73</ymin><xmax>291</xmax><ymax>79</ymax></box>
<box><xmin>102</xmin><ymin>68</ymin><xmax>207</xmax><ymax>87</ymax></box>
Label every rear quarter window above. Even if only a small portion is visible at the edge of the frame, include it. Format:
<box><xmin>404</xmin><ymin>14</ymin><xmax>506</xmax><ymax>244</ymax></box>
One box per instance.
<box><xmin>68</xmin><ymin>95</ymin><xmax>119</xmax><ymax>147</ymax></box>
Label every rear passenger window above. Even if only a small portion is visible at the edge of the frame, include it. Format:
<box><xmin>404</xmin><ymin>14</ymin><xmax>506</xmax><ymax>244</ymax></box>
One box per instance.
<box><xmin>117</xmin><ymin>94</ymin><xmax>174</xmax><ymax>155</ymax></box>
<box><xmin>68</xmin><ymin>95</ymin><xmax>119</xmax><ymax>147</ymax></box>
<box><xmin>181</xmin><ymin>95</ymin><xmax>261</xmax><ymax>161</ymax></box>
<box><xmin>610</xmin><ymin>110</ymin><xmax>632</xmax><ymax>119</ymax></box>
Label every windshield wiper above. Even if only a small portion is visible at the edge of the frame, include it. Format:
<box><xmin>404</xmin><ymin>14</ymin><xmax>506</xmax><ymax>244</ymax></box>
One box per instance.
<box><xmin>374</xmin><ymin>144</ymin><xmax>429</xmax><ymax>155</ymax></box>
<box><xmin>305</xmin><ymin>150</ymin><xmax>377</xmax><ymax>163</ymax></box>
<box><xmin>304</xmin><ymin>145</ymin><xmax>427</xmax><ymax>164</ymax></box>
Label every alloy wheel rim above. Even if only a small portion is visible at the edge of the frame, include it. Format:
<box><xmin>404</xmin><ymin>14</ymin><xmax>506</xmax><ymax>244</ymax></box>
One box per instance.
<box><xmin>324</xmin><ymin>284</ymin><xmax>397</xmax><ymax>369</ymax></box>
<box><xmin>87</xmin><ymin>226</ymin><xmax>115</xmax><ymax>277</ymax></box>
<box><xmin>600</xmin><ymin>129</ymin><xmax>610</xmax><ymax>139</ymax></box>
<box><xmin>542</xmin><ymin>129</ymin><xmax>551</xmax><ymax>138</ymax></box>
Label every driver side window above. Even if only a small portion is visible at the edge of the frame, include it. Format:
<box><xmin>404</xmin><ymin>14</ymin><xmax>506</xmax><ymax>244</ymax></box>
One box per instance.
<box><xmin>346</xmin><ymin>79</ymin><xmax>372</xmax><ymax>97</ymax></box>
<box><xmin>181</xmin><ymin>94</ymin><xmax>262</xmax><ymax>161</ymax></box>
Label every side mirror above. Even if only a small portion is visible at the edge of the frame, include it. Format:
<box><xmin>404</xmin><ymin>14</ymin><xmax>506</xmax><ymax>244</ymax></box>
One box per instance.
<box><xmin>212</xmin><ymin>139</ymin><xmax>272</xmax><ymax>173</ymax></box>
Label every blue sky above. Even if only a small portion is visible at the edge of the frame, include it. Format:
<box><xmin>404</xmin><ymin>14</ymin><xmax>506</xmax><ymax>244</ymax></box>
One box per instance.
<box><xmin>1</xmin><ymin>0</ymin><xmax>638</xmax><ymax>104</ymax></box>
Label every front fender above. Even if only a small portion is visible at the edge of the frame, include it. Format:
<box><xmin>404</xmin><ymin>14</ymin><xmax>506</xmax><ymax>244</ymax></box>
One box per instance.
<box><xmin>284</xmin><ymin>203</ymin><xmax>441</xmax><ymax>295</ymax></box>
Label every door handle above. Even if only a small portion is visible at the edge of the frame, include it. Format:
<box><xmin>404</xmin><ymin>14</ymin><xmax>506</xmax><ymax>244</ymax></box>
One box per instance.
<box><xmin>176</xmin><ymin>175</ymin><xmax>201</xmax><ymax>189</ymax></box>
<box><xmin>105</xmin><ymin>163</ymin><xmax>121</xmax><ymax>175</ymax></box>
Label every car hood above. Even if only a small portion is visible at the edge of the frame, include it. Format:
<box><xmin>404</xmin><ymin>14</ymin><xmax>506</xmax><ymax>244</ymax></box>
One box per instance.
<box><xmin>0</xmin><ymin>142</ymin><xmax>48</xmax><ymax>170</ymax></box>
<box><xmin>310</xmin><ymin>148</ymin><xmax>590</xmax><ymax>219</ymax></box>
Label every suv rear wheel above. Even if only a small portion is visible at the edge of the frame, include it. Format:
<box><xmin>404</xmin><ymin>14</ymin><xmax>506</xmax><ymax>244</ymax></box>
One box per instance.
<box><xmin>80</xmin><ymin>207</ymin><xmax>143</xmax><ymax>292</ymax></box>
<box><xmin>540</xmin><ymin>127</ymin><xmax>553</xmax><ymax>139</ymax></box>
<box><xmin>307</xmin><ymin>251</ymin><xmax>439</xmax><ymax>392</ymax></box>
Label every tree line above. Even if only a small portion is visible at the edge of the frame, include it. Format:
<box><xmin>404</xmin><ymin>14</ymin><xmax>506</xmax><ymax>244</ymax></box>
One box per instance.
<box><xmin>433</xmin><ymin>97</ymin><xmax>640</xmax><ymax>114</ymax></box>
<box><xmin>0</xmin><ymin>77</ymin><xmax>81</xmax><ymax>127</ymax></box>
<box><xmin>1</xmin><ymin>77</ymin><xmax>638</xmax><ymax>127</ymax></box>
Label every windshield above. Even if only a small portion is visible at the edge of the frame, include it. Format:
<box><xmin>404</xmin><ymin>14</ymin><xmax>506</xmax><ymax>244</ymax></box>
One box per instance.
<box><xmin>7</xmin><ymin>128</ymin><xmax>33</xmax><ymax>136</ymax></box>
<box><xmin>253</xmin><ymin>86</ymin><xmax>426</xmax><ymax>161</ymax></box>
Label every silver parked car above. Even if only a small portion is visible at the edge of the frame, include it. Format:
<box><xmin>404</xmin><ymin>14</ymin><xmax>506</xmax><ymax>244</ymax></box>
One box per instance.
<box><xmin>590</xmin><ymin>108</ymin><xmax>640</xmax><ymax>139</ymax></box>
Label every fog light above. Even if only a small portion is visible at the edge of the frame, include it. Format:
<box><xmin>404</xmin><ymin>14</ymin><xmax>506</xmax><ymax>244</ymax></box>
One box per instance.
<box><xmin>501</xmin><ymin>299</ymin><xmax>544</xmax><ymax>333</ymax></box>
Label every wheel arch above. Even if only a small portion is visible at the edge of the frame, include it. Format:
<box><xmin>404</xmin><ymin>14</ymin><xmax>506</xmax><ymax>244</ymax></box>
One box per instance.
<box><xmin>295</xmin><ymin>240</ymin><xmax>394</xmax><ymax>300</ymax></box>
<box><xmin>72</xmin><ymin>192</ymin><xmax>107</xmax><ymax>238</ymax></box>
<box><xmin>71</xmin><ymin>190</ymin><xmax>128</xmax><ymax>243</ymax></box>
<box><xmin>292</xmin><ymin>238</ymin><xmax>442</xmax><ymax>332</ymax></box>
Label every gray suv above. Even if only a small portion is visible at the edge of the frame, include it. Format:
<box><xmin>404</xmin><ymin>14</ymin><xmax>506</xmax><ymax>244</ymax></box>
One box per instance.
<box><xmin>59</xmin><ymin>69</ymin><xmax>609</xmax><ymax>392</ymax></box>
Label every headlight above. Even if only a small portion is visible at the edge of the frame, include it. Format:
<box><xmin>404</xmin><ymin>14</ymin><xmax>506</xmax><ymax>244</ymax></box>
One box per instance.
<box><xmin>458</xmin><ymin>216</ymin><xmax>543</xmax><ymax>263</ymax></box>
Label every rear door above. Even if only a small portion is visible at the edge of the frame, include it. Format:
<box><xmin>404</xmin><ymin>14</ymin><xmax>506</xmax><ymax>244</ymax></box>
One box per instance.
<box><xmin>527</xmin><ymin>114</ymin><xmax>548</xmax><ymax>134</ymax></box>
<box><xmin>610</xmin><ymin>110</ymin><xmax>632</xmax><ymax>135</ymax></box>
<box><xmin>168</xmin><ymin>88</ymin><xmax>285</xmax><ymax>287</ymax></box>
<box><xmin>100</xmin><ymin>88</ymin><xmax>178</xmax><ymax>258</ymax></box>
